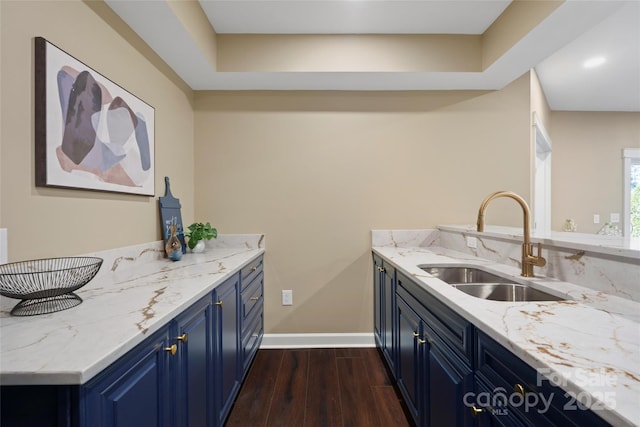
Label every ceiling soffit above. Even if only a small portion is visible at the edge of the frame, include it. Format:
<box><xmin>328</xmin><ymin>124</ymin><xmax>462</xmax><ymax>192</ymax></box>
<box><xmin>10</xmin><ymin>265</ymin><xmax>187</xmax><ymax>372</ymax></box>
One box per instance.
<box><xmin>103</xmin><ymin>0</ymin><xmax>635</xmax><ymax>112</ymax></box>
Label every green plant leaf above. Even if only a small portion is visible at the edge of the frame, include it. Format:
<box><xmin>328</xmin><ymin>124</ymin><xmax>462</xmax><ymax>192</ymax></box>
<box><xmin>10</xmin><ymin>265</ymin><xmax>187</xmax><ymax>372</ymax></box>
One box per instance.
<box><xmin>185</xmin><ymin>221</ymin><xmax>217</xmax><ymax>249</ymax></box>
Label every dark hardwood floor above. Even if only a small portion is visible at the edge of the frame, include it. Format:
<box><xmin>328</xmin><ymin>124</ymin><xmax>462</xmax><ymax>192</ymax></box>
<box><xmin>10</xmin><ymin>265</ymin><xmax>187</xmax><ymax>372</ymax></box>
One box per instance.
<box><xmin>226</xmin><ymin>348</ymin><xmax>413</xmax><ymax>427</ymax></box>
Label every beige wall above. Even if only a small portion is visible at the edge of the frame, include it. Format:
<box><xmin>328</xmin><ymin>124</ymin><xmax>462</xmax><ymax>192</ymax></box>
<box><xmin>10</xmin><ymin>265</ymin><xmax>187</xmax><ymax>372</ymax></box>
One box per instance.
<box><xmin>217</xmin><ymin>34</ymin><xmax>481</xmax><ymax>72</ymax></box>
<box><xmin>0</xmin><ymin>1</ymin><xmax>551</xmax><ymax>336</ymax></box>
<box><xmin>194</xmin><ymin>74</ymin><xmax>532</xmax><ymax>334</ymax></box>
<box><xmin>216</xmin><ymin>2</ymin><xmax>561</xmax><ymax>73</ymax></box>
<box><xmin>550</xmin><ymin>112</ymin><xmax>640</xmax><ymax>234</ymax></box>
<box><xmin>0</xmin><ymin>0</ymin><xmax>195</xmax><ymax>261</ymax></box>
<box><xmin>482</xmin><ymin>1</ymin><xmax>562</xmax><ymax>69</ymax></box>
<box><xmin>530</xmin><ymin>70</ymin><xmax>552</xmax><ymax>131</ymax></box>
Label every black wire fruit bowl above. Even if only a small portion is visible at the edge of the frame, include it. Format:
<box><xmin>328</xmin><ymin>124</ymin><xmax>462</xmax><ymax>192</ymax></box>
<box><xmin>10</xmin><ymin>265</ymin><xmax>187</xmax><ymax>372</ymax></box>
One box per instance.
<box><xmin>0</xmin><ymin>257</ymin><xmax>103</xmax><ymax>316</ymax></box>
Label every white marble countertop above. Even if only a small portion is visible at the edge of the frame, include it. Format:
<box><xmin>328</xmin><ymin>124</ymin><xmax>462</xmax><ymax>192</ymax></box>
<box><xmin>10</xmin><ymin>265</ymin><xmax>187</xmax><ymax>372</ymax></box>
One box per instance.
<box><xmin>372</xmin><ymin>230</ymin><xmax>640</xmax><ymax>427</ymax></box>
<box><xmin>440</xmin><ymin>224</ymin><xmax>640</xmax><ymax>260</ymax></box>
<box><xmin>0</xmin><ymin>235</ymin><xmax>265</xmax><ymax>386</ymax></box>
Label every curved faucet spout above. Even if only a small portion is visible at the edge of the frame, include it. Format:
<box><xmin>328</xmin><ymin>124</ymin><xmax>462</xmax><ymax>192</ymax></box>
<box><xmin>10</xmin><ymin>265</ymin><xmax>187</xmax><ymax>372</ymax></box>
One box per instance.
<box><xmin>476</xmin><ymin>191</ymin><xmax>545</xmax><ymax>277</ymax></box>
<box><xmin>477</xmin><ymin>191</ymin><xmax>531</xmax><ymax>244</ymax></box>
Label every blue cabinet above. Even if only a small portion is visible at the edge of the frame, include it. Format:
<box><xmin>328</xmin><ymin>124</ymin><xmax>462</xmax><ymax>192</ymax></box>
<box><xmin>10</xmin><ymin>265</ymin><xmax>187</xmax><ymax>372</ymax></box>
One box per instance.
<box><xmin>396</xmin><ymin>294</ymin><xmax>421</xmax><ymax>422</ymax></box>
<box><xmin>372</xmin><ymin>254</ymin><xmax>396</xmax><ymax>373</ymax></box>
<box><xmin>85</xmin><ymin>271</ymin><xmax>260</xmax><ymax>427</ymax></box>
<box><xmin>212</xmin><ymin>254</ymin><xmax>264</xmax><ymax>426</ymax></box>
<box><xmin>474</xmin><ymin>330</ymin><xmax>612</xmax><ymax>427</ymax></box>
<box><xmin>174</xmin><ymin>295</ymin><xmax>214</xmax><ymax>426</ymax></box>
<box><xmin>1</xmin><ymin>256</ymin><xmax>264</xmax><ymax>427</ymax></box>
<box><xmin>372</xmin><ymin>251</ymin><xmax>613</xmax><ymax>427</ymax></box>
<box><xmin>373</xmin><ymin>254</ymin><xmax>383</xmax><ymax>346</ymax></box>
<box><xmin>240</xmin><ymin>259</ymin><xmax>264</xmax><ymax>374</ymax></box>
<box><xmin>213</xmin><ymin>274</ymin><xmax>240</xmax><ymax>425</ymax></box>
<box><xmin>84</xmin><ymin>293</ymin><xmax>213</xmax><ymax>427</ymax></box>
<box><xmin>84</xmin><ymin>326</ymin><xmax>172</xmax><ymax>427</ymax></box>
<box><xmin>395</xmin><ymin>272</ymin><xmax>474</xmax><ymax>427</ymax></box>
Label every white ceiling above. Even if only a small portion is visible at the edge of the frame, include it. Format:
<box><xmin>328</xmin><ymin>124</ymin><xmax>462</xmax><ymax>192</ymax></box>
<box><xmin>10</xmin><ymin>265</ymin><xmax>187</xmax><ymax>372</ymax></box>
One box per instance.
<box><xmin>199</xmin><ymin>1</ymin><xmax>511</xmax><ymax>34</ymax></box>
<box><xmin>535</xmin><ymin>1</ymin><xmax>639</xmax><ymax>112</ymax></box>
<box><xmin>105</xmin><ymin>0</ymin><xmax>640</xmax><ymax>111</ymax></box>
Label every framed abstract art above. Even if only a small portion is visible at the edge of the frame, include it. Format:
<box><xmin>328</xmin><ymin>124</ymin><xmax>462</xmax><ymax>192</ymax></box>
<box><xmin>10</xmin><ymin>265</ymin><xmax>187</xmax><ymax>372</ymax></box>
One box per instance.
<box><xmin>35</xmin><ymin>37</ymin><xmax>155</xmax><ymax>196</ymax></box>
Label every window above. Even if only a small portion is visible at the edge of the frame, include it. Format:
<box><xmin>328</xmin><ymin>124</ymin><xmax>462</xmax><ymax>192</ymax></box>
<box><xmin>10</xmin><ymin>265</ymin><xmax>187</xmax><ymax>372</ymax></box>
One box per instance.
<box><xmin>623</xmin><ymin>148</ymin><xmax>640</xmax><ymax>247</ymax></box>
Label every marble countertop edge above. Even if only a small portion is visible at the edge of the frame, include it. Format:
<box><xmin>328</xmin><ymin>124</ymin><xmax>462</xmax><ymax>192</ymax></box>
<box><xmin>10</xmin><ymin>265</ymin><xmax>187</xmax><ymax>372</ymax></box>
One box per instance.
<box><xmin>0</xmin><ymin>237</ymin><xmax>265</xmax><ymax>386</ymax></box>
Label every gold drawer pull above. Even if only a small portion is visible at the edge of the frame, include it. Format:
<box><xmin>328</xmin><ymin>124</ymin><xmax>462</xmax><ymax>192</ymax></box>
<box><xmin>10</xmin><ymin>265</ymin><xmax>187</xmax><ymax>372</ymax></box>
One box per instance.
<box><xmin>176</xmin><ymin>333</ymin><xmax>188</xmax><ymax>343</ymax></box>
<box><xmin>215</xmin><ymin>301</ymin><xmax>223</xmax><ymax>307</ymax></box>
<box><xmin>514</xmin><ymin>383</ymin><xmax>526</xmax><ymax>397</ymax></box>
<box><xmin>471</xmin><ymin>405</ymin><xmax>484</xmax><ymax>417</ymax></box>
<box><xmin>251</xmin><ymin>266</ymin><xmax>257</xmax><ymax>272</ymax></box>
<box><xmin>250</xmin><ymin>296</ymin><xmax>259</xmax><ymax>301</ymax></box>
<box><xmin>417</xmin><ymin>338</ymin><xmax>427</xmax><ymax>345</ymax></box>
<box><xmin>164</xmin><ymin>344</ymin><xmax>177</xmax><ymax>355</ymax></box>
<box><xmin>412</xmin><ymin>332</ymin><xmax>420</xmax><ymax>337</ymax></box>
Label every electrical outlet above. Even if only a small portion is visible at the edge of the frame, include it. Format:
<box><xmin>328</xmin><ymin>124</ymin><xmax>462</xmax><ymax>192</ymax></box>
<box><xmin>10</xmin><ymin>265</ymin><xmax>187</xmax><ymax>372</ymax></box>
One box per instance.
<box><xmin>610</xmin><ymin>213</ymin><xmax>620</xmax><ymax>223</ymax></box>
<box><xmin>593</xmin><ymin>214</ymin><xmax>600</xmax><ymax>224</ymax></box>
<box><xmin>466</xmin><ymin>236</ymin><xmax>477</xmax><ymax>249</ymax></box>
<box><xmin>282</xmin><ymin>290</ymin><xmax>293</xmax><ymax>306</ymax></box>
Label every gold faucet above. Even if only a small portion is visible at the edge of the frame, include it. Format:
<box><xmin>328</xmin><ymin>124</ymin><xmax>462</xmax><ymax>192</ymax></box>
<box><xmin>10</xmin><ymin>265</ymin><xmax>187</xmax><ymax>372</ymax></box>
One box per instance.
<box><xmin>476</xmin><ymin>191</ymin><xmax>546</xmax><ymax>277</ymax></box>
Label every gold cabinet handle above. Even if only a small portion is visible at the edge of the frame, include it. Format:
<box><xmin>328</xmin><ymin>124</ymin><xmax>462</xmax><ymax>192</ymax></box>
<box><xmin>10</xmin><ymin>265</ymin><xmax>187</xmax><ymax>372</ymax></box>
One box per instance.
<box><xmin>377</xmin><ymin>266</ymin><xmax>384</xmax><ymax>273</ymax></box>
<box><xmin>250</xmin><ymin>296</ymin><xmax>259</xmax><ymax>301</ymax></box>
<box><xmin>164</xmin><ymin>344</ymin><xmax>177</xmax><ymax>355</ymax></box>
<box><xmin>412</xmin><ymin>332</ymin><xmax>420</xmax><ymax>337</ymax></box>
<box><xmin>417</xmin><ymin>338</ymin><xmax>427</xmax><ymax>345</ymax></box>
<box><xmin>251</xmin><ymin>266</ymin><xmax>257</xmax><ymax>272</ymax></box>
<box><xmin>471</xmin><ymin>405</ymin><xmax>485</xmax><ymax>417</ymax></box>
<box><xmin>514</xmin><ymin>383</ymin><xmax>526</xmax><ymax>397</ymax></box>
<box><xmin>176</xmin><ymin>333</ymin><xmax>188</xmax><ymax>343</ymax></box>
<box><xmin>215</xmin><ymin>301</ymin><xmax>223</xmax><ymax>307</ymax></box>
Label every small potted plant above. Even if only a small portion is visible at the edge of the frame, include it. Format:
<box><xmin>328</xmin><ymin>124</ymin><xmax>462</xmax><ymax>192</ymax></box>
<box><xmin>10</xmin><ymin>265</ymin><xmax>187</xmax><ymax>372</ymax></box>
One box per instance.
<box><xmin>185</xmin><ymin>222</ymin><xmax>217</xmax><ymax>253</ymax></box>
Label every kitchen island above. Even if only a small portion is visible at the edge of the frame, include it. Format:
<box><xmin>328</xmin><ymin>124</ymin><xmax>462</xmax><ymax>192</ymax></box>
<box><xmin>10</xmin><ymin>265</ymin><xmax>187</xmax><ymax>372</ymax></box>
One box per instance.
<box><xmin>372</xmin><ymin>229</ymin><xmax>639</xmax><ymax>427</ymax></box>
<box><xmin>0</xmin><ymin>234</ymin><xmax>265</xmax><ymax>426</ymax></box>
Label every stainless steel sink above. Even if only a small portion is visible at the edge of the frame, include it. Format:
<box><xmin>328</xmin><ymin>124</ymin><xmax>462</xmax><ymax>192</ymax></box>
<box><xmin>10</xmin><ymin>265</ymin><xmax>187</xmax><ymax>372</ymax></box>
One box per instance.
<box><xmin>452</xmin><ymin>283</ymin><xmax>565</xmax><ymax>302</ymax></box>
<box><xmin>420</xmin><ymin>265</ymin><xmax>565</xmax><ymax>302</ymax></box>
<box><xmin>420</xmin><ymin>266</ymin><xmax>512</xmax><ymax>284</ymax></box>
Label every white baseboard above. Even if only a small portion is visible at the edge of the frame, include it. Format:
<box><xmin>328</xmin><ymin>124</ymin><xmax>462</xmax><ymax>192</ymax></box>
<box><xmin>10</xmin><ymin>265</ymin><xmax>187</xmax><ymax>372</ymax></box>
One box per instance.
<box><xmin>260</xmin><ymin>333</ymin><xmax>376</xmax><ymax>349</ymax></box>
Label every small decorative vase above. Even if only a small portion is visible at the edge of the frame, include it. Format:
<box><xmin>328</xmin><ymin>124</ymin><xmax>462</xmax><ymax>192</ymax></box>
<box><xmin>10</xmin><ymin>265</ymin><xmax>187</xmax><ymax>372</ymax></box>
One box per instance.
<box><xmin>192</xmin><ymin>240</ymin><xmax>205</xmax><ymax>253</ymax></box>
<box><xmin>165</xmin><ymin>224</ymin><xmax>183</xmax><ymax>261</ymax></box>
<box><xmin>563</xmin><ymin>219</ymin><xmax>577</xmax><ymax>232</ymax></box>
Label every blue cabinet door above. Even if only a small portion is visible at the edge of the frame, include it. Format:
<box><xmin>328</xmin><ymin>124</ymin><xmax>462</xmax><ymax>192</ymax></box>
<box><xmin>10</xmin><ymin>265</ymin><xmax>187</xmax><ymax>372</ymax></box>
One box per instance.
<box><xmin>174</xmin><ymin>296</ymin><xmax>213</xmax><ymax>427</ymax></box>
<box><xmin>381</xmin><ymin>262</ymin><xmax>396</xmax><ymax>372</ymax></box>
<box><xmin>213</xmin><ymin>274</ymin><xmax>240</xmax><ymax>426</ymax></box>
<box><xmin>240</xmin><ymin>270</ymin><xmax>264</xmax><ymax>375</ymax></box>
<box><xmin>373</xmin><ymin>254</ymin><xmax>383</xmax><ymax>348</ymax></box>
<box><xmin>424</xmin><ymin>325</ymin><xmax>474</xmax><ymax>427</ymax></box>
<box><xmin>84</xmin><ymin>327</ymin><xmax>171</xmax><ymax>427</ymax></box>
<box><xmin>396</xmin><ymin>295</ymin><xmax>422</xmax><ymax>426</ymax></box>
<box><xmin>373</xmin><ymin>254</ymin><xmax>396</xmax><ymax>373</ymax></box>
<box><xmin>396</xmin><ymin>280</ymin><xmax>475</xmax><ymax>427</ymax></box>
